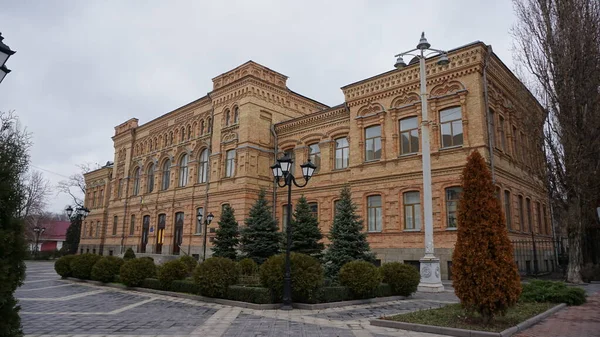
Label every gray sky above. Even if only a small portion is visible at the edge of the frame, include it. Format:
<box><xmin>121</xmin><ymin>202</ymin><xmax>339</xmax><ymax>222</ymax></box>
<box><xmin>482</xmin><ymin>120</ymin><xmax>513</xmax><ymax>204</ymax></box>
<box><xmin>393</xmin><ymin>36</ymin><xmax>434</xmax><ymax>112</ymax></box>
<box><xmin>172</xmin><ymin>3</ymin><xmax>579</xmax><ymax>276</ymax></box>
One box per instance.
<box><xmin>0</xmin><ymin>0</ymin><xmax>516</xmax><ymax>214</ymax></box>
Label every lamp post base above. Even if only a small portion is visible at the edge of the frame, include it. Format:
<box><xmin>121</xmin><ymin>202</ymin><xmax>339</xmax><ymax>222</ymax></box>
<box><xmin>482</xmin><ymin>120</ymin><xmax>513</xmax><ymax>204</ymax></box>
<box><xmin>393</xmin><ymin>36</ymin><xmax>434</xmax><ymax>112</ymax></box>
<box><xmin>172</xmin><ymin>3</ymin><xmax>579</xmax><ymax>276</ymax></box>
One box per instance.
<box><xmin>280</xmin><ymin>304</ymin><xmax>293</xmax><ymax>311</ymax></box>
<box><xmin>417</xmin><ymin>257</ymin><xmax>445</xmax><ymax>293</ymax></box>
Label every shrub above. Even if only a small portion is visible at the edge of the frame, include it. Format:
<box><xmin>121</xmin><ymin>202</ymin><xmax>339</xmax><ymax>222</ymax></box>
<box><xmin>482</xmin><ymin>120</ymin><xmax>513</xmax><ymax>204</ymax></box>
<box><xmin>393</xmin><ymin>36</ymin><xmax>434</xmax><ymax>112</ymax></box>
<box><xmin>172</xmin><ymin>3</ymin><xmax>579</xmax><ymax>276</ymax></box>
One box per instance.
<box><xmin>338</xmin><ymin>260</ymin><xmax>381</xmax><ymax>299</ymax></box>
<box><xmin>141</xmin><ymin>256</ymin><xmax>154</xmax><ymax>263</ymax></box>
<box><xmin>123</xmin><ymin>248</ymin><xmax>136</xmax><ymax>260</ymax></box>
<box><xmin>141</xmin><ymin>278</ymin><xmax>162</xmax><ymax>290</ymax></box>
<box><xmin>259</xmin><ymin>253</ymin><xmax>324</xmax><ymax>302</ymax></box>
<box><xmin>521</xmin><ymin>280</ymin><xmax>586</xmax><ymax>306</ymax></box>
<box><xmin>91</xmin><ymin>256</ymin><xmax>124</xmax><ymax>283</ymax></box>
<box><xmin>70</xmin><ymin>253</ymin><xmax>102</xmax><ymax>280</ymax></box>
<box><xmin>171</xmin><ymin>280</ymin><xmax>201</xmax><ymax>294</ymax></box>
<box><xmin>380</xmin><ymin>262</ymin><xmax>420</xmax><ymax>296</ymax></box>
<box><xmin>314</xmin><ymin>286</ymin><xmax>352</xmax><ymax>303</ymax></box>
<box><xmin>157</xmin><ymin>260</ymin><xmax>188</xmax><ymax>289</ymax></box>
<box><xmin>376</xmin><ymin>283</ymin><xmax>393</xmax><ymax>298</ymax></box>
<box><xmin>227</xmin><ymin>286</ymin><xmax>273</xmax><ymax>304</ymax></box>
<box><xmin>120</xmin><ymin>258</ymin><xmax>157</xmax><ymax>287</ymax></box>
<box><xmin>179</xmin><ymin>255</ymin><xmax>198</xmax><ymax>274</ymax></box>
<box><xmin>54</xmin><ymin>255</ymin><xmax>76</xmax><ymax>278</ymax></box>
<box><xmin>193</xmin><ymin>257</ymin><xmax>239</xmax><ymax>298</ymax></box>
<box><xmin>452</xmin><ymin>151</ymin><xmax>522</xmax><ymax>319</ymax></box>
<box><xmin>238</xmin><ymin>258</ymin><xmax>258</xmax><ymax>276</ymax></box>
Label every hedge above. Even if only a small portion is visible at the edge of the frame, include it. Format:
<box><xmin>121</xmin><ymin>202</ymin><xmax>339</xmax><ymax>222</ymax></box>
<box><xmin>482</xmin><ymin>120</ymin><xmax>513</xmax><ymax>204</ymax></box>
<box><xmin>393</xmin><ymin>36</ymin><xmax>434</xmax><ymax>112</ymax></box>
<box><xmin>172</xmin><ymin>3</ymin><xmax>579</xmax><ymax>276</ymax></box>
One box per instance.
<box><xmin>227</xmin><ymin>286</ymin><xmax>273</xmax><ymax>304</ymax></box>
<box><xmin>193</xmin><ymin>257</ymin><xmax>239</xmax><ymax>298</ymax></box>
<box><xmin>157</xmin><ymin>259</ymin><xmax>188</xmax><ymax>289</ymax></box>
<box><xmin>338</xmin><ymin>260</ymin><xmax>382</xmax><ymax>299</ymax></box>
<box><xmin>379</xmin><ymin>262</ymin><xmax>420</xmax><ymax>296</ymax></box>
<box><xmin>259</xmin><ymin>253</ymin><xmax>323</xmax><ymax>302</ymax></box>
<box><xmin>313</xmin><ymin>286</ymin><xmax>352</xmax><ymax>303</ymax></box>
<box><xmin>170</xmin><ymin>280</ymin><xmax>201</xmax><ymax>294</ymax></box>
<box><xmin>521</xmin><ymin>280</ymin><xmax>586</xmax><ymax>306</ymax></box>
<box><xmin>179</xmin><ymin>255</ymin><xmax>198</xmax><ymax>274</ymax></box>
<box><xmin>120</xmin><ymin>258</ymin><xmax>157</xmax><ymax>287</ymax></box>
<box><xmin>70</xmin><ymin>253</ymin><xmax>102</xmax><ymax>280</ymax></box>
<box><xmin>91</xmin><ymin>256</ymin><xmax>124</xmax><ymax>283</ymax></box>
<box><xmin>54</xmin><ymin>255</ymin><xmax>76</xmax><ymax>278</ymax></box>
<box><xmin>141</xmin><ymin>278</ymin><xmax>162</xmax><ymax>290</ymax></box>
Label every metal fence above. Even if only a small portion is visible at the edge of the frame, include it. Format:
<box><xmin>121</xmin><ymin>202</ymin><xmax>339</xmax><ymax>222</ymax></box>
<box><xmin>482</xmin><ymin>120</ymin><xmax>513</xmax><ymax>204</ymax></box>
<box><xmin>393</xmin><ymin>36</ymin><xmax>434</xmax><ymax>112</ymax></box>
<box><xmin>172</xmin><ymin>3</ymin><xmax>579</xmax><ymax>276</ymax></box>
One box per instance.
<box><xmin>511</xmin><ymin>237</ymin><xmax>567</xmax><ymax>276</ymax></box>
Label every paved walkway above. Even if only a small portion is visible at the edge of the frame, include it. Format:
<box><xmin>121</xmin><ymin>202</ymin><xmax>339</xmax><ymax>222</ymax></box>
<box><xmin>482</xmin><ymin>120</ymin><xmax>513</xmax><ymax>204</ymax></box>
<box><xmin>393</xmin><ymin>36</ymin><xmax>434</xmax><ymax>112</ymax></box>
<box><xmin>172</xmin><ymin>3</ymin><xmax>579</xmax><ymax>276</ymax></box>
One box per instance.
<box><xmin>19</xmin><ymin>261</ymin><xmax>455</xmax><ymax>337</ymax></box>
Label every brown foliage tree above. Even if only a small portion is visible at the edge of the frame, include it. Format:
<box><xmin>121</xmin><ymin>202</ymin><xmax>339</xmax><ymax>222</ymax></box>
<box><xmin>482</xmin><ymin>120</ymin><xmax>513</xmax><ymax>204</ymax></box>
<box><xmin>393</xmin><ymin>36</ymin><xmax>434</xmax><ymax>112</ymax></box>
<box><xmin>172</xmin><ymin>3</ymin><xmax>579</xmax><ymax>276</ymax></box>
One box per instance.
<box><xmin>452</xmin><ymin>151</ymin><xmax>521</xmax><ymax>321</ymax></box>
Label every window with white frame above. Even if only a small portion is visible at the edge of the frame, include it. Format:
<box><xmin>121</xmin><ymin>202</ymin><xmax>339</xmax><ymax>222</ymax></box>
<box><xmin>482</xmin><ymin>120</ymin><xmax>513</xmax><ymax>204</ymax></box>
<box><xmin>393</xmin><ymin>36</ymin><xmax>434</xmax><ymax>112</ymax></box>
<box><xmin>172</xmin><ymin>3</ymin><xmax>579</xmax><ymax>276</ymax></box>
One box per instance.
<box><xmin>440</xmin><ymin>107</ymin><xmax>463</xmax><ymax>148</ymax></box>
<box><xmin>198</xmin><ymin>149</ymin><xmax>208</xmax><ymax>183</ymax></box>
<box><xmin>147</xmin><ymin>164</ymin><xmax>155</xmax><ymax>193</ymax></box>
<box><xmin>335</xmin><ymin>137</ymin><xmax>349</xmax><ymax>169</ymax></box>
<box><xmin>400</xmin><ymin>117</ymin><xmax>419</xmax><ymax>155</ymax></box>
<box><xmin>162</xmin><ymin>160</ymin><xmax>171</xmax><ymax>190</ymax></box>
<box><xmin>132</xmin><ymin>168</ymin><xmax>140</xmax><ymax>196</ymax></box>
<box><xmin>225</xmin><ymin>150</ymin><xmax>235</xmax><ymax>177</ymax></box>
<box><xmin>179</xmin><ymin>154</ymin><xmax>189</xmax><ymax>187</ymax></box>
<box><xmin>365</xmin><ymin>125</ymin><xmax>382</xmax><ymax>161</ymax></box>
<box><xmin>403</xmin><ymin>191</ymin><xmax>421</xmax><ymax>230</ymax></box>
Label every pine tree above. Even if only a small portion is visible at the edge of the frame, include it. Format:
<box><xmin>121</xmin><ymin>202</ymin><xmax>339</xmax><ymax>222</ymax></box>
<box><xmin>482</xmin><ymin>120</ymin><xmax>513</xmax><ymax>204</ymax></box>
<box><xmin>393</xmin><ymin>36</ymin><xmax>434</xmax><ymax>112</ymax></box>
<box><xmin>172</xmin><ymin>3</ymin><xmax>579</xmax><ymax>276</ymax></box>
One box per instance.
<box><xmin>212</xmin><ymin>204</ymin><xmax>239</xmax><ymax>260</ymax></box>
<box><xmin>63</xmin><ymin>218</ymin><xmax>82</xmax><ymax>255</ymax></box>
<box><xmin>452</xmin><ymin>151</ymin><xmax>521</xmax><ymax>321</ymax></box>
<box><xmin>240</xmin><ymin>188</ymin><xmax>281</xmax><ymax>264</ymax></box>
<box><xmin>290</xmin><ymin>195</ymin><xmax>324</xmax><ymax>258</ymax></box>
<box><xmin>323</xmin><ymin>186</ymin><xmax>375</xmax><ymax>278</ymax></box>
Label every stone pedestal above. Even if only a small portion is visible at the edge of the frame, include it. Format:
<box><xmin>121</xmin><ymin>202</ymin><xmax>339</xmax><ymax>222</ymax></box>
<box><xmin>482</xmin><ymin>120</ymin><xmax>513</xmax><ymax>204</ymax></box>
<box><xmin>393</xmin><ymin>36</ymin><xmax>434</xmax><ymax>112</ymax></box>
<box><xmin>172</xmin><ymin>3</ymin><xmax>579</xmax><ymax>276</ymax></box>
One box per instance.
<box><xmin>417</xmin><ymin>257</ymin><xmax>445</xmax><ymax>292</ymax></box>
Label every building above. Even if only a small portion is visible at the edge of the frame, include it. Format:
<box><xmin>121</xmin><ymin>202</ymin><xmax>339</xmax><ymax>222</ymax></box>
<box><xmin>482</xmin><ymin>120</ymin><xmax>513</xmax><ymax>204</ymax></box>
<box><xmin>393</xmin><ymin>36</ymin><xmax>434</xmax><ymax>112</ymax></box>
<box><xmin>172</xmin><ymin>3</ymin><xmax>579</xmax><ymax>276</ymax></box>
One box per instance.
<box><xmin>29</xmin><ymin>220</ymin><xmax>70</xmax><ymax>252</ymax></box>
<box><xmin>80</xmin><ymin>41</ymin><xmax>551</xmax><ymax>278</ymax></box>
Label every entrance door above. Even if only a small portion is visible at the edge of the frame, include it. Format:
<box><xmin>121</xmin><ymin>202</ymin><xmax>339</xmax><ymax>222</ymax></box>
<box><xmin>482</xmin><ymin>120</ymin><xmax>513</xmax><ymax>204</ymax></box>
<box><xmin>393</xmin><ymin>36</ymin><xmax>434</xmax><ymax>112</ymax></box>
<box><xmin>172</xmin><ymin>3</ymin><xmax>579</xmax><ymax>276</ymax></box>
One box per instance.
<box><xmin>156</xmin><ymin>214</ymin><xmax>166</xmax><ymax>254</ymax></box>
<box><xmin>140</xmin><ymin>215</ymin><xmax>150</xmax><ymax>253</ymax></box>
<box><xmin>173</xmin><ymin>212</ymin><xmax>184</xmax><ymax>255</ymax></box>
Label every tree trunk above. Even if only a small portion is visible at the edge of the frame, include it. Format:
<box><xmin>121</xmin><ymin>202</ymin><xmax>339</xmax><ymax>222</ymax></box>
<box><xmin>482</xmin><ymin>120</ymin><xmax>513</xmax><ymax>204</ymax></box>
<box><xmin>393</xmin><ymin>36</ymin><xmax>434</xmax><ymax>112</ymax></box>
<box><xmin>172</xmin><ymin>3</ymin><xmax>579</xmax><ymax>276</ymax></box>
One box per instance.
<box><xmin>566</xmin><ymin>200</ymin><xmax>583</xmax><ymax>283</ymax></box>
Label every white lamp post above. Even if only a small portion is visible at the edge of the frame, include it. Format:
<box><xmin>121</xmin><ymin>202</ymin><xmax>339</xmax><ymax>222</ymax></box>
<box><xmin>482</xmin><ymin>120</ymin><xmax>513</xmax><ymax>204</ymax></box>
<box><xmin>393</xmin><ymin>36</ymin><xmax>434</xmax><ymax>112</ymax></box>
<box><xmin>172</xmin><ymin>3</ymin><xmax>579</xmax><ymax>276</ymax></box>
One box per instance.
<box><xmin>394</xmin><ymin>32</ymin><xmax>449</xmax><ymax>292</ymax></box>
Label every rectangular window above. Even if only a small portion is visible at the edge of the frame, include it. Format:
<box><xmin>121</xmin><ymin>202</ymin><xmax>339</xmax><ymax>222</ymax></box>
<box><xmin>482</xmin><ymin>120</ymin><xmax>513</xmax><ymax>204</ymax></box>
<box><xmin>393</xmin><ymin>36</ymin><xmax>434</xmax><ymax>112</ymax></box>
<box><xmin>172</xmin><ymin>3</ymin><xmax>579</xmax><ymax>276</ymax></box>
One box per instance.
<box><xmin>198</xmin><ymin>150</ymin><xmax>208</xmax><ymax>183</ymax></box>
<box><xmin>196</xmin><ymin>208</ymin><xmax>203</xmax><ymax>234</ymax></box>
<box><xmin>365</xmin><ymin>126</ymin><xmax>382</xmax><ymax>161</ymax></box>
<box><xmin>99</xmin><ymin>189</ymin><xmax>104</xmax><ymax>207</ymax></box>
<box><xmin>92</xmin><ymin>191</ymin><xmax>96</xmax><ymax>207</ymax></box>
<box><xmin>112</xmin><ymin>216</ymin><xmax>118</xmax><ymax>235</ymax></box>
<box><xmin>225</xmin><ymin>150</ymin><xmax>235</xmax><ymax>177</ymax></box>
<box><xmin>308</xmin><ymin>144</ymin><xmax>321</xmax><ymax>173</ymax></box>
<box><xmin>536</xmin><ymin>202</ymin><xmax>542</xmax><ymax>234</ymax></box>
<box><xmin>526</xmin><ymin>198</ymin><xmax>532</xmax><ymax>232</ymax></box>
<box><xmin>335</xmin><ymin>137</ymin><xmax>349</xmax><ymax>169</ymax></box>
<box><xmin>518</xmin><ymin>195</ymin><xmax>525</xmax><ymax>231</ymax></box>
<box><xmin>504</xmin><ymin>191</ymin><xmax>512</xmax><ymax>229</ymax></box>
<box><xmin>403</xmin><ymin>191</ymin><xmax>421</xmax><ymax>230</ymax></box>
<box><xmin>367</xmin><ymin>195</ymin><xmax>382</xmax><ymax>232</ymax></box>
<box><xmin>129</xmin><ymin>215</ymin><xmax>135</xmax><ymax>236</ymax></box>
<box><xmin>308</xmin><ymin>202</ymin><xmax>318</xmax><ymax>220</ymax></box>
<box><xmin>440</xmin><ymin>107</ymin><xmax>463</xmax><ymax>148</ymax></box>
<box><xmin>543</xmin><ymin>205</ymin><xmax>549</xmax><ymax>235</ymax></box>
<box><xmin>446</xmin><ymin>187</ymin><xmax>462</xmax><ymax>228</ymax></box>
<box><xmin>498</xmin><ymin>115</ymin><xmax>506</xmax><ymax>151</ymax></box>
<box><xmin>400</xmin><ymin>117</ymin><xmax>419</xmax><ymax>155</ymax></box>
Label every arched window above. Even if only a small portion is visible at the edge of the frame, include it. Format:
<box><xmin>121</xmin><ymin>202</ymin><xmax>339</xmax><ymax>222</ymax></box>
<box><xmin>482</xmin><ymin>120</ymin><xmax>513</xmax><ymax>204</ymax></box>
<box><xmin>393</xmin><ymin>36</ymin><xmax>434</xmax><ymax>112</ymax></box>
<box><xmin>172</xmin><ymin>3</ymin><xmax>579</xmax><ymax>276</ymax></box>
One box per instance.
<box><xmin>198</xmin><ymin>149</ymin><xmax>208</xmax><ymax>183</ymax></box>
<box><xmin>225</xmin><ymin>109</ymin><xmax>230</xmax><ymax>126</ymax></box>
<box><xmin>169</xmin><ymin>132</ymin><xmax>174</xmax><ymax>145</ymax></box>
<box><xmin>147</xmin><ymin>164</ymin><xmax>155</xmax><ymax>193</ymax></box>
<box><xmin>200</xmin><ymin>120</ymin><xmax>205</xmax><ymax>135</ymax></box>
<box><xmin>132</xmin><ymin>167</ymin><xmax>140</xmax><ymax>196</ymax></box>
<box><xmin>207</xmin><ymin>118</ymin><xmax>212</xmax><ymax>133</ymax></box>
<box><xmin>179</xmin><ymin>154</ymin><xmax>189</xmax><ymax>187</ymax></box>
<box><xmin>187</xmin><ymin>125</ymin><xmax>192</xmax><ymax>140</ymax></box>
<box><xmin>180</xmin><ymin>127</ymin><xmax>185</xmax><ymax>142</ymax></box>
<box><xmin>233</xmin><ymin>106</ymin><xmax>239</xmax><ymax>124</ymax></box>
<box><xmin>162</xmin><ymin>160</ymin><xmax>171</xmax><ymax>190</ymax></box>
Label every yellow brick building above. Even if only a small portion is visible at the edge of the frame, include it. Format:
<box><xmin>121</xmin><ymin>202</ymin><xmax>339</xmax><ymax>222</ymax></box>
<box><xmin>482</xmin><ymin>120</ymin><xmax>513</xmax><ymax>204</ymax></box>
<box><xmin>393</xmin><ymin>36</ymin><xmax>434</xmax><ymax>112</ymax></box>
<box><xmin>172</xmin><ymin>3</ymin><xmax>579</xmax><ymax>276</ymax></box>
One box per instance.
<box><xmin>79</xmin><ymin>41</ymin><xmax>550</xmax><ymax>279</ymax></box>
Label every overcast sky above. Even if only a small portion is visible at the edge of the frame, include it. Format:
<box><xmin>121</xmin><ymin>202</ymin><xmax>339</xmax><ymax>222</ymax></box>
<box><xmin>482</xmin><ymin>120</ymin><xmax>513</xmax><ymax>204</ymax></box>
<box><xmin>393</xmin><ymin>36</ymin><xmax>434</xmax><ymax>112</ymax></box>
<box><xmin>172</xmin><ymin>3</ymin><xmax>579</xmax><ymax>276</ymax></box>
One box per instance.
<box><xmin>0</xmin><ymin>0</ymin><xmax>516</xmax><ymax>214</ymax></box>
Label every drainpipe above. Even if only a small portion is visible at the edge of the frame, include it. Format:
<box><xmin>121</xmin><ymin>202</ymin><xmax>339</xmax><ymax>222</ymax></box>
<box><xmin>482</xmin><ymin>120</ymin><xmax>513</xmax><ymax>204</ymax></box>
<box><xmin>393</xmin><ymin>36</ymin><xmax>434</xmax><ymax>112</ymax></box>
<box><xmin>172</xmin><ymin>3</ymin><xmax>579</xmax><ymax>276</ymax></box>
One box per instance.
<box><xmin>483</xmin><ymin>45</ymin><xmax>496</xmax><ymax>183</ymax></box>
<box><xmin>270</xmin><ymin>124</ymin><xmax>278</xmax><ymax>220</ymax></box>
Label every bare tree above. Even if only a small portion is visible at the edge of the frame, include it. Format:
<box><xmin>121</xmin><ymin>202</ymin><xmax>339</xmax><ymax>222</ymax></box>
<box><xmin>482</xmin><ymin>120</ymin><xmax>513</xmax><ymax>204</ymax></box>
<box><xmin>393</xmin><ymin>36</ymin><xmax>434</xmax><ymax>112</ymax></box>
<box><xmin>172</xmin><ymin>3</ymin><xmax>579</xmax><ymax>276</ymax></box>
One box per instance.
<box><xmin>20</xmin><ymin>170</ymin><xmax>52</xmax><ymax>243</ymax></box>
<box><xmin>57</xmin><ymin>163</ymin><xmax>98</xmax><ymax>207</ymax></box>
<box><xmin>512</xmin><ymin>0</ymin><xmax>600</xmax><ymax>282</ymax></box>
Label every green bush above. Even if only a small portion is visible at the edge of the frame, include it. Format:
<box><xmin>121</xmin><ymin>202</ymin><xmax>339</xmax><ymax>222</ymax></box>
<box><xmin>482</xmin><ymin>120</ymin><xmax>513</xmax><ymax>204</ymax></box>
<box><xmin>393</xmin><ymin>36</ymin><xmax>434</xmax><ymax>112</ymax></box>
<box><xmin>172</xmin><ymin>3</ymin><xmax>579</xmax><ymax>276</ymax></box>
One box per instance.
<box><xmin>158</xmin><ymin>260</ymin><xmax>189</xmax><ymax>289</ymax></box>
<box><xmin>379</xmin><ymin>262</ymin><xmax>420</xmax><ymax>296</ymax></box>
<box><xmin>227</xmin><ymin>286</ymin><xmax>273</xmax><ymax>304</ymax></box>
<box><xmin>171</xmin><ymin>280</ymin><xmax>201</xmax><ymax>294</ymax></box>
<box><xmin>179</xmin><ymin>255</ymin><xmax>198</xmax><ymax>274</ymax></box>
<box><xmin>339</xmin><ymin>260</ymin><xmax>382</xmax><ymax>299</ymax></box>
<box><xmin>238</xmin><ymin>258</ymin><xmax>258</xmax><ymax>276</ymax></box>
<box><xmin>193</xmin><ymin>257</ymin><xmax>239</xmax><ymax>298</ymax></box>
<box><xmin>120</xmin><ymin>258</ymin><xmax>157</xmax><ymax>287</ymax></box>
<box><xmin>581</xmin><ymin>263</ymin><xmax>600</xmax><ymax>283</ymax></box>
<box><xmin>314</xmin><ymin>286</ymin><xmax>352</xmax><ymax>303</ymax></box>
<box><xmin>521</xmin><ymin>280</ymin><xmax>586</xmax><ymax>306</ymax></box>
<box><xmin>123</xmin><ymin>248</ymin><xmax>136</xmax><ymax>260</ymax></box>
<box><xmin>70</xmin><ymin>253</ymin><xmax>102</xmax><ymax>280</ymax></box>
<box><xmin>141</xmin><ymin>278</ymin><xmax>162</xmax><ymax>290</ymax></box>
<box><xmin>141</xmin><ymin>256</ymin><xmax>154</xmax><ymax>263</ymax></box>
<box><xmin>54</xmin><ymin>255</ymin><xmax>76</xmax><ymax>278</ymax></box>
<box><xmin>91</xmin><ymin>256</ymin><xmax>124</xmax><ymax>283</ymax></box>
<box><xmin>376</xmin><ymin>283</ymin><xmax>393</xmax><ymax>297</ymax></box>
<box><xmin>259</xmin><ymin>253</ymin><xmax>324</xmax><ymax>302</ymax></box>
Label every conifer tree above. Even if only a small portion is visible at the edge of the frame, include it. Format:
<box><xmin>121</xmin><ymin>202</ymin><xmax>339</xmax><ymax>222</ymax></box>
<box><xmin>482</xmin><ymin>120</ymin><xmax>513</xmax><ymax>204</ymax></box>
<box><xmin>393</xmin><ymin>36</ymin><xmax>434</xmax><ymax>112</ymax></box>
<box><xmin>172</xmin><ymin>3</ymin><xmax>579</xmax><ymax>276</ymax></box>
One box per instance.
<box><xmin>452</xmin><ymin>151</ymin><xmax>521</xmax><ymax>321</ymax></box>
<box><xmin>240</xmin><ymin>188</ymin><xmax>281</xmax><ymax>264</ymax></box>
<box><xmin>290</xmin><ymin>195</ymin><xmax>324</xmax><ymax>258</ymax></box>
<box><xmin>323</xmin><ymin>186</ymin><xmax>375</xmax><ymax>278</ymax></box>
<box><xmin>212</xmin><ymin>204</ymin><xmax>239</xmax><ymax>260</ymax></box>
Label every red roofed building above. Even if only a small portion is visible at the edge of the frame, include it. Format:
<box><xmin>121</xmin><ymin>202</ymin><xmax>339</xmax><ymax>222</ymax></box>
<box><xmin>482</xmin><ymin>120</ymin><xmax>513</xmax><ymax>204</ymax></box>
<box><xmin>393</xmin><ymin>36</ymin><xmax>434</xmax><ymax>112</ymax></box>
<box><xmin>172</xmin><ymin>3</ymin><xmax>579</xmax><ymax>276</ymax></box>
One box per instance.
<box><xmin>31</xmin><ymin>221</ymin><xmax>70</xmax><ymax>252</ymax></box>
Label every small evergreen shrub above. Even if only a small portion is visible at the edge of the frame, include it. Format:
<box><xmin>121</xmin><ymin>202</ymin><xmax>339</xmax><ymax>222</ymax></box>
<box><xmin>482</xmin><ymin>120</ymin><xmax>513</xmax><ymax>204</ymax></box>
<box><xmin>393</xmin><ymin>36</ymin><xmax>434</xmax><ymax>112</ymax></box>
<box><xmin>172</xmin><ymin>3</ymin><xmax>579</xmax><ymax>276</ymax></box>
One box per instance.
<box><xmin>141</xmin><ymin>256</ymin><xmax>154</xmax><ymax>263</ymax></box>
<box><xmin>141</xmin><ymin>278</ymin><xmax>162</xmax><ymax>290</ymax></box>
<box><xmin>179</xmin><ymin>255</ymin><xmax>198</xmax><ymax>274</ymax></box>
<box><xmin>338</xmin><ymin>260</ymin><xmax>382</xmax><ymax>299</ymax></box>
<box><xmin>193</xmin><ymin>257</ymin><xmax>239</xmax><ymax>298</ymax></box>
<box><xmin>120</xmin><ymin>258</ymin><xmax>157</xmax><ymax>287</ymax></box>
<box><xmin>238</xmin><ymin>258</ymin><xmax>258</xmax><ymax>276</ymax></box>
<box><xmin>375</xmin><ymin>283</ymin><xmax>393</xmax><ymax>297</ymax></box>
<box><xmin>158</xmin><ymin>260</ymin><xmax>189</xmax><ymax>289</ymax></box>
<box><xmin>314</xmin><ymin>286</ymin><xmax>352</xmax><ymax>303</ymax></box>
<box><xmin>70</xmin><ymin>253</ymin><xmax>102</xmax><ymax>280</ymax></box>
<box><xmin>227</xmin><ymin>286</ymin><xmax>273</xmax><ymax>304</ymax></box>
<box><xmin>171</xmin><ymin>280</ymin><xmax>201</xmax><ymax>294</ymax></box>
<box><xmin>259</xmin><ymin>253</ymin><xmax>324</xmax><ymax>302</ymax></box>
<box><xmin>54</xmin><ymin>255</ymin><xmax>76</xmax><ymax>278</ymax></box>
<box><xmin>380</xmin><ymin>262</ymin><xmax>420</xmax><ymax>296</ymax></box>
<box><xmin>123</xmin><ymin>248</ymin><xmax>136</xmax><ymax>260</ymax></box>
<box><xmin>91</xmin><ymin>256</ymin><xmax>124</xmax><ymax>283</ymax></box>
<box><xmin>521</xmin><ymin>280</ymin><xmax>586</xmax><ymax>306</ymax></box>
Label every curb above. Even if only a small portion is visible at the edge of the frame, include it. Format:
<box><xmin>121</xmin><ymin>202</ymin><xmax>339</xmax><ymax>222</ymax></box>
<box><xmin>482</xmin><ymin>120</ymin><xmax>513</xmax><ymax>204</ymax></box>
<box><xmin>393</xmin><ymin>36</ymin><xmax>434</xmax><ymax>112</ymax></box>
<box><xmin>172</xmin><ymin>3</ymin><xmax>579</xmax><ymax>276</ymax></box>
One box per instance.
<box><xmin>293</xmin><ymin>295</ymin><xmax>407</xmax><ymax>310</ymax></box>
<box><xmin>370</xmin><ymin>303</ymin><xmax>566</xmax><ymax>337</ymax></box>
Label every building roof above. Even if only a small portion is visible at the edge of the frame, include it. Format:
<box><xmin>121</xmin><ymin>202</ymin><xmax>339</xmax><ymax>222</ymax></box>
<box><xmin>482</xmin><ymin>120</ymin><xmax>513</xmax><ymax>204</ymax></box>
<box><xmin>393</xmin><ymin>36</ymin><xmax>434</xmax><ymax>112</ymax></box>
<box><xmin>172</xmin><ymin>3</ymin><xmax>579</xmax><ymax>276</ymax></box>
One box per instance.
<box><xmin>39</xmin><ymin>221</ymin><xmax>70</xmax><ymax>241</ymax></box>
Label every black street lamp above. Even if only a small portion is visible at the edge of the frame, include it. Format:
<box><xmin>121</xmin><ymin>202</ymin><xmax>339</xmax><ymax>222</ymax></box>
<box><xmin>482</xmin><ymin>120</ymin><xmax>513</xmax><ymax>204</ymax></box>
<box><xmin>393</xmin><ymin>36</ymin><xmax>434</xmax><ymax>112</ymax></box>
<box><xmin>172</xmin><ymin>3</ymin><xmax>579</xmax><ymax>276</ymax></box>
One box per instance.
<box><xmin>65</xmin><ymin>205</ymin><xmax>90</xmax><ymax>220</ymax></box>
<box><xmin>0</xmin><ymin>32</ymin><xmax>16</xmax><ymax>85</ymax></box>
<box><xmin>33</xmin><ymin>226</ymin><xmax>46</xmax><ymax>258</ymax></box>
<box><xmin>270</xmin><ymin>154</ymin><xmax>317</xmax><ymax>310</ymax></box>
<box><xmin>199</xmin><ymin>209</ymin><xmax>215</xmax><ymax>261</ymax></box>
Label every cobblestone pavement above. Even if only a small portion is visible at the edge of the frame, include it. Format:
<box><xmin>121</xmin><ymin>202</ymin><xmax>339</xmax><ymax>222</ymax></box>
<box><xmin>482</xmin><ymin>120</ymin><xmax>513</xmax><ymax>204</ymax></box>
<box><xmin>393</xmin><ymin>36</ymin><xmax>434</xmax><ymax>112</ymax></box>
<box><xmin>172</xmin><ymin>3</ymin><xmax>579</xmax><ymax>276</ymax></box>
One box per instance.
<box><xmin>19</xmin><ymin>261</ymin><xmax>455</xmax><ymax>337</ymax></box>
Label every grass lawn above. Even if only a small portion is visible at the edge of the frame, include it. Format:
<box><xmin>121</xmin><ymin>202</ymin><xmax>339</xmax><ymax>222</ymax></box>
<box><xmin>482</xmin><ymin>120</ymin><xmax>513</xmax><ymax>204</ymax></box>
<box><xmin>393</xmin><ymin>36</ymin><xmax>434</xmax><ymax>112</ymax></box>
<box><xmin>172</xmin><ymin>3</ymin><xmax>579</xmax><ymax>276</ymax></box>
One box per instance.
<box><xmin>384</xmin><ymin>302</ymin><xmax>556</xmax><ymax>332</ymax></box>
